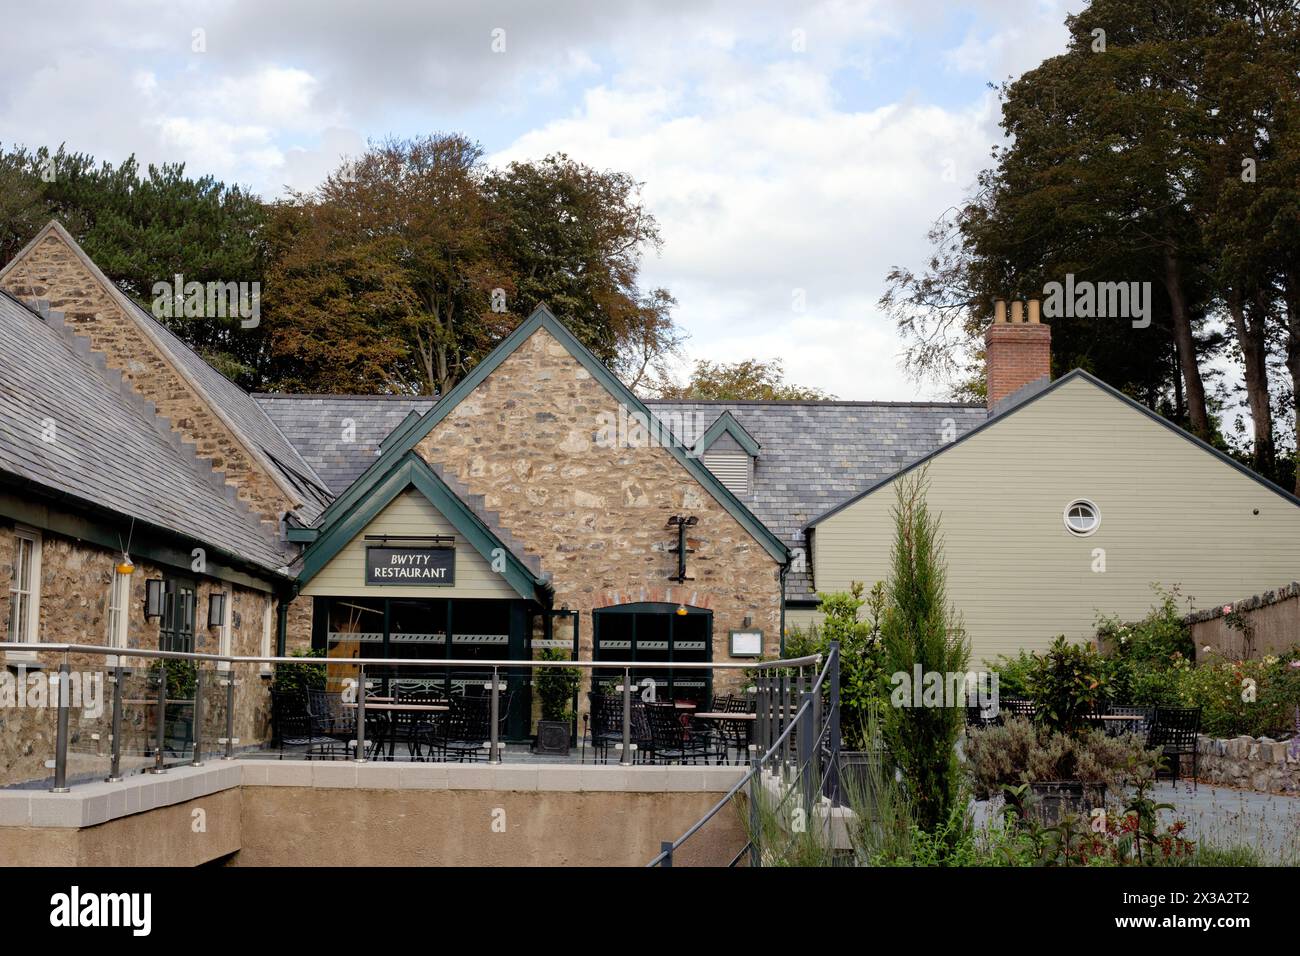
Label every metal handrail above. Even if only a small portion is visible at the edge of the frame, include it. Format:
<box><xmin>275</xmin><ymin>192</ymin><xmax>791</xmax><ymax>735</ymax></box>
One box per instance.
<box><xmin>647</xmin><ymin>642</ymin><xmax>840</xmax><ymax>867</ymax></box>
<box><xmin>6</xmin><ymin>642</ymin><xmax>822</xmax><ymax>792</ymax></box>
<box><xmin>5</xmin><ymin>643</ymin><xmax>819</xmax><ymax>671</ymax></box>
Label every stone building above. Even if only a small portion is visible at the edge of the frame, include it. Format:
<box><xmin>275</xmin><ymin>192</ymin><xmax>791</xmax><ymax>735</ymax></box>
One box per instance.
<box><xmin>2</xmin><ymin>222</ymin><xmax>1297</xmax><ymax>770</ymax></box>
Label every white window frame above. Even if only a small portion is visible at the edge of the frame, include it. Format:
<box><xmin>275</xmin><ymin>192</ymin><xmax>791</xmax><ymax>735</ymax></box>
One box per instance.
<box><xmin>217</xmin><ymin>591</ymin><xmax>234</xmax><ymax>671</ymax></box>
<box><xmin>260</xmin><ymin>600</ymin><xmax>274</xmax><ymax>675</ymax></box>
<box><xmin>1063</xmin><ymin>499</ymin><xmax>1101</xmax><ymax>537</ymax></box>
<box><xmin>6</xmin><ymin>526</ymin><xmax>42</xmax><ymax>661</ymax></box>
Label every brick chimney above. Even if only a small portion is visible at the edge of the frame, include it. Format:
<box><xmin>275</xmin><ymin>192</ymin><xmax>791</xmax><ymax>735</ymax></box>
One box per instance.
<box><xmin>985</xmin><ymin>297</ymin><xmax>1051</xmax><ymax>409</ymax></box>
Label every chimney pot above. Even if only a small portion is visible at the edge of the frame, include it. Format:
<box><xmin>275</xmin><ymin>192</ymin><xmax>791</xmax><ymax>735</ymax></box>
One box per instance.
<box><xmin>984</xmin><ymin>295</ymin><xmax>1051</xmax><ymax>410</ymax></box>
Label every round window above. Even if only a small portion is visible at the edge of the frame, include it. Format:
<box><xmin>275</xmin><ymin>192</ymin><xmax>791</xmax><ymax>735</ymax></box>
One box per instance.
<box><xmin>1063</xmin><ymin>499</ymin><xmax>1100</xmax><ymax>536</ymax></box>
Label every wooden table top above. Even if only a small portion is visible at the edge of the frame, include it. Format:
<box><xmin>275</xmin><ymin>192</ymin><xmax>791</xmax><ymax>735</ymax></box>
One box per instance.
<box><xmin>1095</xmin><ymin>714</ymin><xmax>1144</xmax><ymax>720</ymax></box>
<box><xmin>344</xmin><ymin>702</ymin><xmax>448</xmax><ymax>712</ymax></box>
<box><xmin>694</xmin><ymin>712</ymin><xmax>756</xmax><ymax>720</ymax></box>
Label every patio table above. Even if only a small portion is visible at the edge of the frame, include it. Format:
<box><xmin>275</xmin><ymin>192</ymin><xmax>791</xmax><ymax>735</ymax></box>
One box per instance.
<box><xmin>343</xmin><ymin>702</ymin><xmax>449</xmax><ymax>759</ymax></box>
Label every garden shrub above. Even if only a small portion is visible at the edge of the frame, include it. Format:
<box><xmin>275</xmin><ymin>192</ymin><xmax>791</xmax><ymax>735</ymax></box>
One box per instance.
<box><xmin>1025</xmin><ymin>636</ymin><xmax>1111</xmax><ymax>736</ymax></box>
<box><xmin>964</xmin><ymin>718</ymin><xmax>1161</xmax><ymax>800</ymax></box>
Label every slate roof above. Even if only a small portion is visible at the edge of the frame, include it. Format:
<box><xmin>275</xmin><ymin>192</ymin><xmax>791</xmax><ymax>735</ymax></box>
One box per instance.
<box><xmin>0</xmin><ymin>293</ymin><xmax>289</xmax><ymax>573</ymax></box>
<box><xmin>647</xmin><ymin>399</ymin><xmax>988</xmax><ymax>601</ymax></box>
<box><xmin>125</xmin><ymin>301</ymin><xmax>333</xmax><ymax>521</ymax></box>
<box><xmin>253</xmin><ymin>395</ymin><xmax>439</xmax><ymax>495</ymax></box>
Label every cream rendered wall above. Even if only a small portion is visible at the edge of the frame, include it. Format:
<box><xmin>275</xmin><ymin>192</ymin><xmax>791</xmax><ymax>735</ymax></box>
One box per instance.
<box><xmin>810</xmin><ymin>375</ymin><xmax>1300</xmax><ymax>665</ymax></box>
<box><xmin>299</xmin><ymin>489</ymin><xmax>518</xmax><ymax>599</ymax></box>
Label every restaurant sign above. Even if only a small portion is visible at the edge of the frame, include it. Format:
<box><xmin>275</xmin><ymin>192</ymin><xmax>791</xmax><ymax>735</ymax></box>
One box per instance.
<box><xmin>365</xmin><ymin>546</ymin><xmax>456</xmax><ymax>586</ymax></box>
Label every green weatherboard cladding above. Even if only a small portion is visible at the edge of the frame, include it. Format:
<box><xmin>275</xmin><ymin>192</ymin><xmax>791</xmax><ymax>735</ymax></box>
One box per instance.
<box><xmin>306</xmin><ymin>305</ymin><xmax>789</xmax><ymax>566</ymax></box>
<box><xmin>294</xmin><ymin>452</ymin><xmax>550</xmax><ymax>604</ymax></box>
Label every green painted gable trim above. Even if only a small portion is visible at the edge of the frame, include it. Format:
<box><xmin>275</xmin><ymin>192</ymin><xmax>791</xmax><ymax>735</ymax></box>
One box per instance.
<box><xmin>804</xmin><ymin>368</ymin><xmax>1300</xmax><ymax>530</ymax></box>
<box><xmin>379</xmin><ymin>408</ymin><xmax>429</xmax><ymax>451</ymax></box>
<box><xmin>313</xmin><ymin>305</ymin><xmax>789</xmax><ymax>565</ymax></box>
<box><xmin>693</xmin><ymin>410</ymin><xmax>762</xmax><ymax>457</ymax></box>
<box><xmin>295</xmin><ymin>451</ymin><xmax>549</xmax><ymax>603</ymax></box>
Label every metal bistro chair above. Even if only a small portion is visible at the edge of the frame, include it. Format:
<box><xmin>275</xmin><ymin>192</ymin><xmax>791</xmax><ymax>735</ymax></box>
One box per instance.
<box><xmin>999</xmin><ymin>697</ymin><xmax>1037</xmax><ymax>722</ymax></box>
<box><xmin>582</xmin><ymin>692</ymin><xmax>624</xmax><ymax>765</ymax></box>
<box><xmin>308</xmin><ymin>688</ymin><xmax>360</xmax><ymax>760</ymax></box>
<box><xmin>645</xmin><ymin>701</ymin><xmax>716</xmax><ymax>765</ymax></box>
<box><xmin>272</xmin><ymin>690</ymin><xmax>335</xmax><ymax>760</ymax></box>
<box><xmin>439</xmin><ymin>689</ymin><xmax>515</xmax><ymax>763</ymax></box>
<box><xmin>1151</xmin><ymin>706</ymin><xmax>1202</xmax><ymax>790</ymax></box>
<box><xmin>391</xmin><ymin>686</ymin><xmax>444</xmax><ymax>760</ymax></box>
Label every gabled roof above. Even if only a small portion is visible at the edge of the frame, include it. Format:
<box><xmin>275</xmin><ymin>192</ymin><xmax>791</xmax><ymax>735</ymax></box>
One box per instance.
<box><xmin>649</xmin><ymin>397</ymin><xmax>987</xmax><ymax>600</ymax></box>
<box><xmin>310</xmin><ymin>305</ymin><xmax>791</xmax><ymax>565</ymax></box>
<box><xmin>0</xmin><ymin>221</ymin><xmax>331</xmax><ymax>521</ymax></box>
<box><xmin>0</xmin><ymin>292</ymin><xmax>289</xmax><ymax>574</ymax></box>
<box><xmin>254</xmin><ymin>394</ymin><xmax>437</xmax><ymax>494</ymax></box>
<box><xmin>294</xmin><ymin>451</ymin><xmax>551</xmax><ymax>603</ymax></box>
<box><xmin>693</xmin><ymin>410</ymin><xmax>761</xmax><ymax>457</ymax></box>
<box><xmin>804</xmin><ymin>368</ymin><xmax>1300</xmax><ymax>529</ymax></box>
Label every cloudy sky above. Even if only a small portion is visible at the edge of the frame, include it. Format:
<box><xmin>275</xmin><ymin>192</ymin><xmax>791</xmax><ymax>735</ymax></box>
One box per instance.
<box><xmin>0</xmin><ymin>0</ymin><xmax>1084</xmax><ymax>399</ymax></box>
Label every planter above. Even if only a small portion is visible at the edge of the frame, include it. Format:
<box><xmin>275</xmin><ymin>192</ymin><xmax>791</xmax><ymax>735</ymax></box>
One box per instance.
<box><xmin>534</xmin><ymin>719</ymin><xmax>571</xmax><ymax>756</ymax></box>
<box><xmin>1026</xmin><ymin>781</ymin><xmax>1106</xmax><ymax>826</ymax></box>
<box><xmin>838</xmin><ymin>748</ymin><xmax>889</xmax><ymax>799</ymax></box>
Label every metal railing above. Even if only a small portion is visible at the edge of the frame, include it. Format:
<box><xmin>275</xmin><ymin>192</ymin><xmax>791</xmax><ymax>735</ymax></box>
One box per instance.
<box><xmin>3</xmin><ymin>642</ymin><xmax>824</xmax><ymax>793</ymax></box>
<box><xmin>647</xmin><ymin>641</ymin><xmax>840</xmax><ymax>867</ymax></box>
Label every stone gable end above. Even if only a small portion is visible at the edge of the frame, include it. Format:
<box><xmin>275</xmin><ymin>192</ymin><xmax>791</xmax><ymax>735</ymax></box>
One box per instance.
<box><xmin>0</xmin><ymin>230</ymin><xmax>296</xmax><ymax>527</ymax></box>
<box><xmin>414</xmin><ymin>325</ymin><xmax>784</xmax><ymax>671</ymax></box>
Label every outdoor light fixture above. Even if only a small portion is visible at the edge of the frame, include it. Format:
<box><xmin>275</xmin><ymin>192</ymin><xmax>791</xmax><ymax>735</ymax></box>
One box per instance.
<box><xmin>676</xmin><ymin>605</ymin><xmax>688</xmax><ymax>616</ymax></box>
<box><xmin>208</xmin><ymin>591</ymin><xmax>228</xmax><ymax>628</ymax></box>
<box><xmin>144</xmin><ymin>579</ymin><xmax>164</xmax><ymax>619</ymax></box>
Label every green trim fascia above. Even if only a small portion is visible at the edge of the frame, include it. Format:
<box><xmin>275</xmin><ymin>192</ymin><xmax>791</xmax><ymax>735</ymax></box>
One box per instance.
<box><xmin>311</xmin><ymin>306</ymin><xmax>789</xmax><ymax>565</ymax></box>
<box><xmin>286</xmin><ymin>526</ymin><xmax>319</xmax><ymax>543</ymax></box>
<box><xmin>295</xmin><ymin>452</ymin><xmax>548</xmax><ymax>603</ymax></box>
<box><xmin>805</xmin><ymin>368</ymin><xmax>1300</xmax><ymax>530</ymax></box>
<box><xmin>379</xmin><ymin>409</ymin><xmax>428</xmax><ymax>451</ymax></box>
<box><xmin>0</xmin><ymin>485</ymin><xmax>280</xmax><ymax>592</ymax></box>
<box><xmin>694</xmin><ymin>410</ymin><xmax>761</xmax><ymax>457</ymax></box>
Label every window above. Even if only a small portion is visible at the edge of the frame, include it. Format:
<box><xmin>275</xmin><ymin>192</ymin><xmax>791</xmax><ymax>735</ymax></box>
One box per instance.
<box><xmin>1063</xmin><ymin>499</ymin><xmax>1101</xmax><ymax>536</ymax></box>
<box><xmin>159</xmin><ymin>579</ymin><xmax>196</xmax><ymax>652</ymax></box>
<box><xmin>106</xmin><ymin>567</ymin><xmax>131</xmax><ymax>648</ymax></box>
<box><xmin>7</xmin><ymin>527</ymin><xmax>42</xmax><ymax>647</ymax></box>
<box><xmin>260</xmin><ymin>600</ymin><xmax>274</xmax><ymax>675</ymax></box>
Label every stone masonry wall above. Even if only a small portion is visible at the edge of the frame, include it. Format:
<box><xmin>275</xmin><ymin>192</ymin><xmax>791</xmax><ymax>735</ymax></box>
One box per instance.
<box><xmin>1</xmin><ymin>522</ymin><xmax>274</xmax><ymax>787</ymax></box>
<box><xmin>1197</xmin><ymin>734</ymin><xmax>1300</xmax><ymax>794</ymax></box>
<box><xmin>0</xmin><ymin>230</ymin><xmax>296</xmax><ymax>527</ymax></box>
<box><xmin>414</xmin><ymin>326</ymin><xmax>784</xmax><ymax>695</ymax></box>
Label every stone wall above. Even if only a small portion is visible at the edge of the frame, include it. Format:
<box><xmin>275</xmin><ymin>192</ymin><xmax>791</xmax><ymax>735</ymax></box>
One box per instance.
<box><xmin>1187</xmin><ymin>583</ymin><xmax>1300</xmax><ymax>660</ymax></box>
<box><xmin>1197</xmin><ymin>734</ymin><xmax>1300</xmax><ymax>794</ymax></box>
<box><xmin>0</xmin><ymin>227</ymin><xmax>296</xmax><ymax>527</ymax></box>
<box><xmin>413</xmin><ymin>325</ymin><xmax>784</xmax><ymax>695</ymax></box>
<box><xmin>1</xmin><ymin>522</ymin><xmax>274</xmax><ymax>787</ymax></box>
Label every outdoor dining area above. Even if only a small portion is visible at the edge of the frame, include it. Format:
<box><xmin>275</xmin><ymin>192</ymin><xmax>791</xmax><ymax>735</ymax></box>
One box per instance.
<box><xmin>269</xmin><ymin>682</ymin><xmax>760</xmax><ymax>765</ymax></box>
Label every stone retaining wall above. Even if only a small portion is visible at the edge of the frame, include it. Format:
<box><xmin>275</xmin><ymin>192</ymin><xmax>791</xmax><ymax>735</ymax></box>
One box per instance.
<box><xmin>1197</xmin><ymin>734</ymin><xmax>1300</xmax><ymax>794</ymax></box>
